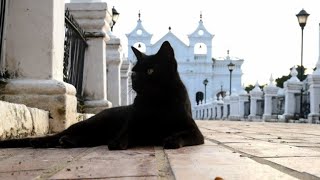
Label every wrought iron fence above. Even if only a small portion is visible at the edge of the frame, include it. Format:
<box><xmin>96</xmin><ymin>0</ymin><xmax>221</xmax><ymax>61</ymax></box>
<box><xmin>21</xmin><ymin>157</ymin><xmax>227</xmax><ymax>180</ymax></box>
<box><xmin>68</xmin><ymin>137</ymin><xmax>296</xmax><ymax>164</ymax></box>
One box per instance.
<box><xmin>64</xmin><ymin>9</ymin><xmax>87</xmax><ymax>101</ymax></box>
<box><xmin>244</xmin><ymin>101</ymin><xmax>250</xmax><ymax>118</ymax></box>
<box><xmin>294</xmin><ymin>92</ymin><xmax>310</xmax><ymax>119</ymax></box>
<box><xmin>0</xmin><ymin>0</ymin><xmax>6</xmax><ymax>79</ymax></box>
<box><xmin>275</xmin><ymin>96</ymin><xmax>285</xmax><ymax>115</ymax></box>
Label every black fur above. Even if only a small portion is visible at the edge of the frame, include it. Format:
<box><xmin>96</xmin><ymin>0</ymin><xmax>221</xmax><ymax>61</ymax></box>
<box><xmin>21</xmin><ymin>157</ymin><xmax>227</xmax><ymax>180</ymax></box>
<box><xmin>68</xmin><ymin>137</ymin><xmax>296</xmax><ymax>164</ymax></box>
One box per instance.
<box><xmin>0</xmin><ymin>41</ymin><xmax>204</xmax><ymax>150</ymax></box>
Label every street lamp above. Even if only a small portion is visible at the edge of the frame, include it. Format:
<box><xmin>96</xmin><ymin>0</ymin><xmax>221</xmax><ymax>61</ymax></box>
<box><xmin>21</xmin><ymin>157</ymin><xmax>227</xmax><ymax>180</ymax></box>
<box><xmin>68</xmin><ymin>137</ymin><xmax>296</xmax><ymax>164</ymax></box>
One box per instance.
<box><xmin>296</xmin><ymin>9</ymin><xmax>309</xmax><ymax>118</ymax></box>
<box><xmin>227</xmin><ymin>61</ymin><xmax>235</xmax><ymax>95</ymax></box>
<box><xmin>111</xmin><ymin>6</ymin><xmax>120</xmax><ymax>32</ymax></box>
<box><xmin>203</xmin><ymin>78</ymin><xmax>208</xmax><ymax>103</ymax></box>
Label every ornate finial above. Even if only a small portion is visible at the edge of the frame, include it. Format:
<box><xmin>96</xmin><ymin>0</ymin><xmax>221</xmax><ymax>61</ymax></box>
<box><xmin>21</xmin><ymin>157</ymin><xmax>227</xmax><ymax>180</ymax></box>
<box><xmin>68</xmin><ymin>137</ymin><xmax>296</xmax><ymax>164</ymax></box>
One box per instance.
<box><xmin>200</xmin><ymin>11</ymin><xmax>203</xmax><ymax>21</ymax></box>
<box><xmin>138</xmin><ymin>10</ymin><xmax>141</xmax><ymax>20</ymax></box>
<box><xmin>169</xmin><ymin>26</ymin><xmax>171</xmax><ymax>31</ymax></box>
<box><xmin>288</xmin><ymin>66</ymin><xmax>300</xmax><ymax>82</ymax></box>
<box><xmin>269</xmin><ymin>74</ymin><xmax>275</xmax><ymax>86</ymax></box>
<box><xmin>226</xmin><ymin>50</ymin><xmax>230</xmax><ymax>60</ymax></box>
<box><xmin>252</xmin><ymin>81</ymin><xmax>262</xmax><ymax>92</ymax></box>
<box><xmin>291</xmin><ymin>66</ymin><xmax>298</xmax><ymax>77</ymax></box>
<box><xmin>269</xmin><ymin>74</ymin><xmax>274</xmax><ymax>82</ymax></box>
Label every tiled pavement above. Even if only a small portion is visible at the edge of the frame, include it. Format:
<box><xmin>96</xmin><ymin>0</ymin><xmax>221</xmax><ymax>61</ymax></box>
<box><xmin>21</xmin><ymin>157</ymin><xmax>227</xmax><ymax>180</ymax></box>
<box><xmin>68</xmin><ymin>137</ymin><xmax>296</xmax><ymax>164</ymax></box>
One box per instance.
<box><xmin>1</xmin><ymin>121</ymin><xmax>320</xmax><ymax>180</ymax></box>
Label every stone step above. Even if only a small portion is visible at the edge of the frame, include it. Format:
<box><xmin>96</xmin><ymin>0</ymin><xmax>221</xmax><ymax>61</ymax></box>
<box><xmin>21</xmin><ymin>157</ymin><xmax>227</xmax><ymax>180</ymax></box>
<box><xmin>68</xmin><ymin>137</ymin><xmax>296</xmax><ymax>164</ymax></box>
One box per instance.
<box><xmin>0</xmin><ymin>100</ymin><xmax>49</xmax><ymax>140</ymax></box>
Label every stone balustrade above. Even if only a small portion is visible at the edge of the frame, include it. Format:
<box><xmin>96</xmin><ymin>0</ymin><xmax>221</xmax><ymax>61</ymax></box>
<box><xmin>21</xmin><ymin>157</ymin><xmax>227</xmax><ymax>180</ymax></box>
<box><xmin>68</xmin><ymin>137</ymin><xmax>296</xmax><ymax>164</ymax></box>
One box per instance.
<box><xmin>193</xmin><ymin>67</ymin><xmax>320</xmax><ymax>124</ymax></box>
<box><xmin>0</xmin><ymin>0</ymin><xmax>128</xmax><ymax>135</ymax></box>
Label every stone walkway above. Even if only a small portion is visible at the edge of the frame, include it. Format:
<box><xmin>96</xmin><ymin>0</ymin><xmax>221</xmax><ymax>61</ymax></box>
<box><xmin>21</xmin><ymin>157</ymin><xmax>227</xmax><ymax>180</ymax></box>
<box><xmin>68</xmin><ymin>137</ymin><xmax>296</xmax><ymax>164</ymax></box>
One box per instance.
<box><xmin>1</xmin><ymin>121</ymin><xmax>320</xmax><ymax>180</ymax></box>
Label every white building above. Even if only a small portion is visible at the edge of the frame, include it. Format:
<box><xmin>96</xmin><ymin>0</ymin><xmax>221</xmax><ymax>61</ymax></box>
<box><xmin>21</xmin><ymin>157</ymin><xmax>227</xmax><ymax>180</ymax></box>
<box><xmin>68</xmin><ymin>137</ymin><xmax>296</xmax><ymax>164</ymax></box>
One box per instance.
<box><xmin>126</xmin><ymin>13</ymin><xmax>244</xmax><ymax>109</ymax></box>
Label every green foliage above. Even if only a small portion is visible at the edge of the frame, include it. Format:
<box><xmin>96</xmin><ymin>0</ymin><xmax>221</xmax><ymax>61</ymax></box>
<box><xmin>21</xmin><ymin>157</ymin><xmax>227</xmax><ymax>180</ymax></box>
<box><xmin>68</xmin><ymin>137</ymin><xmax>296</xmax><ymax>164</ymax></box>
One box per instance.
<box><xmin>245</xmin><ymin>85</ymin><xmax>255</xmax><ymax>93</ymax></box>
<box><xmin>275</xmin><ymin>75</ymin><xmax>290</xmax><ymax>88</ymax></box>
<box><xmin>275</xmin><ymin>65</ymin><xmax>308</xmax><ymax>88</ymax></box>
<box><xmin>245</xmin><ymin>84</ymin><xmax>266</xmax><ymax>93</ymax></box>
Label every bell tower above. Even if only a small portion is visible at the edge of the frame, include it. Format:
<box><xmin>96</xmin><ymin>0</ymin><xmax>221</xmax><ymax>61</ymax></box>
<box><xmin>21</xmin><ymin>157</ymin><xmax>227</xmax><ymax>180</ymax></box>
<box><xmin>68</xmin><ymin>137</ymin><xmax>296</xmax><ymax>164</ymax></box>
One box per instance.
<box><xmin>188</xmin><ymin>12</ymin><xmax>214</xmax><ymax>62</ymax></box>
<box><xmin>126</xmin><ymin>11</ymin><xmax>153</xmax><ymax>61</ymax></box>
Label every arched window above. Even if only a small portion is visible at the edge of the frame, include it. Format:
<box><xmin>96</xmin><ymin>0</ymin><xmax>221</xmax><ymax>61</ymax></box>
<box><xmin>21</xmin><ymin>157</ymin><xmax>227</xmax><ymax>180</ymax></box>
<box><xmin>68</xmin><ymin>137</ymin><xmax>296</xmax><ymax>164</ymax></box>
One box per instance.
<box><xmin>194</xmin><ymin>43</ymin><xmax>207</xmax><ymax>54</ymax></box>
<box><xmin>133</xmin><ymin>42</ymin><xmax>146</xmax><ymax>53</ymax></box>
<box><xmin>196</xmin><ymin>91</ymin><xmax>204</xmax><ymax>105</ymax></box>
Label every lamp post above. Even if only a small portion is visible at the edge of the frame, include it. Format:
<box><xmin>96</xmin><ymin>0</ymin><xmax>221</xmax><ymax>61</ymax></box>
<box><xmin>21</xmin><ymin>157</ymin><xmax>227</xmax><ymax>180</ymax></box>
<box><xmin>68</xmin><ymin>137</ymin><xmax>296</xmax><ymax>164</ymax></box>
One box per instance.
<box><xmin>203</xmin><ymin>79</ymin><xmax>208</xmax><ymax>103</ymax></box>
<box><xmin>111</xmin><ymin>6</ymin><xmax>120</xmax><ymax>31</ymax></box>
<box><xmin>227</xmin><ymin>62</ymin><xmax>235</xmax><ymax>95</ymax></box>
<box><xmin>296</xmin><ymin>9</ymin><xmax>309</xmax><ymax>118</ymax></box>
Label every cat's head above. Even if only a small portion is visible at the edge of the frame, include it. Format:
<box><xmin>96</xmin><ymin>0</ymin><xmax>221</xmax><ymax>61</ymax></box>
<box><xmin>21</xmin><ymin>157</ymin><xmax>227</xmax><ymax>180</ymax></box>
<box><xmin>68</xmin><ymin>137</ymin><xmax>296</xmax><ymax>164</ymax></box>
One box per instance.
<box><xmin>131</xmin><ymin>41</ymin><xmax>178</xmax><ymax>95</ymax></box>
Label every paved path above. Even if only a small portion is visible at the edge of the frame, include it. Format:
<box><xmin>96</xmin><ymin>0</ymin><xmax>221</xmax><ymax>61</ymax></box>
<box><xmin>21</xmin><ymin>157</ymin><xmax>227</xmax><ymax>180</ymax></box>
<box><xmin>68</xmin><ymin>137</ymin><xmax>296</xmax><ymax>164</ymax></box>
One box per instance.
<box><xmin>1</xmin><ymin>121</ymin><xmax>320</xmax><ymax>180</ymax></box>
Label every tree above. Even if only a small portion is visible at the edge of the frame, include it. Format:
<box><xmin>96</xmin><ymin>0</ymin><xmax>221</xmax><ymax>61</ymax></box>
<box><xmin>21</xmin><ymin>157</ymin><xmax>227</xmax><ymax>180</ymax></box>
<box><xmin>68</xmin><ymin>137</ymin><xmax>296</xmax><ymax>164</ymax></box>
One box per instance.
<box><xmin>245</xmin><ymin>84</ymin><xmax>255</xmax><ymax>93</ymax></box>
<box><xmin>275</xmin><ymin>65</ymin><xmax>307</xmax><ymax>88</ymax></box>
<box><xmin>245</xmin><ymin>84</ymin><xmax>266</xmax><ymax>93</ymax></box>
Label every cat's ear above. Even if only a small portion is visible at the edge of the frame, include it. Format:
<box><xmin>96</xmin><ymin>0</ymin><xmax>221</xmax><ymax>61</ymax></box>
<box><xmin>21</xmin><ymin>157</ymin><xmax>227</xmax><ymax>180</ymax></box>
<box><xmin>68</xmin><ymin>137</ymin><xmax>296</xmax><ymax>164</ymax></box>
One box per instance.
<box><xmin>131</xmin><ymin>46</ymin><xmax>143</xmax><ymax>60</ymax></box>
<box><xmin>157</xmin><ymin>41</ymin><xmax>174</xmax><ymax>60</ymax></box>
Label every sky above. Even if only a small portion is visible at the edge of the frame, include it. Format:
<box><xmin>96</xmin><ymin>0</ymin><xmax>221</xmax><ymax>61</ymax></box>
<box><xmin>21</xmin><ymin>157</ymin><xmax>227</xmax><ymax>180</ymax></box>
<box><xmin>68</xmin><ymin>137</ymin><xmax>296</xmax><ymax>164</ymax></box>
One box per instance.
<box><xmin>70</xmin><ymin>0</ymin><xmax>320</xmax><ymax>86</ymax></box>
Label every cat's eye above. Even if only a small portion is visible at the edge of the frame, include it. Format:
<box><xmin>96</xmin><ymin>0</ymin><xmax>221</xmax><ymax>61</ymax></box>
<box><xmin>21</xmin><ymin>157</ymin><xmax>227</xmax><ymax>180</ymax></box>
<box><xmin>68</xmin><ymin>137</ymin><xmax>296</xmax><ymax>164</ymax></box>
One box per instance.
<box><xmin>147</xmin><ymin>68</ymin><xmax>154</xmax><ymax>75</ymax></box>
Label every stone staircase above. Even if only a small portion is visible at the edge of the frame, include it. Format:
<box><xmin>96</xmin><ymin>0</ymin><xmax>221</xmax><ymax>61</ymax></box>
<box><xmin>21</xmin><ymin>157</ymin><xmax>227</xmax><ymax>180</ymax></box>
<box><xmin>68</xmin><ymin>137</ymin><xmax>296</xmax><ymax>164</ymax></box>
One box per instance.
<box><xmin>0</xmin><ymin>100</ymin><xmax>95</xmax><ymax>140</ymax></box>
<box><xmin>0</xmin><ymin>100</ymin><xmax>49</xmax><ymax>140</ymax></box>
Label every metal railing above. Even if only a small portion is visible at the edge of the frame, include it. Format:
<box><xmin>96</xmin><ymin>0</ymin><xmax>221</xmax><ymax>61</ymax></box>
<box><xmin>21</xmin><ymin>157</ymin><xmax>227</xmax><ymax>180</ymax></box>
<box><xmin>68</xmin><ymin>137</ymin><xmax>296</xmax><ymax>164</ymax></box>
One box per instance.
<box><xmin>64</xmin><ymin>9</ymin><xmax>87</xmax><ymax>101</ymax></box>
<box><xmin>0</xmin><ymin>0</ymin><xmax>7</xmax><ymax>79</ymax></box>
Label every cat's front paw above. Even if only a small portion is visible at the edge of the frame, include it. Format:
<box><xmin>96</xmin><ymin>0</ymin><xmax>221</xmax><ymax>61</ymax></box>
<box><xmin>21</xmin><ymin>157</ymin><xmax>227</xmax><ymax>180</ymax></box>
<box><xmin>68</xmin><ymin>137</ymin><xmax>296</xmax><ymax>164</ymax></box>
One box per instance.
<box><xmin>163</xmin><ymin>136</ymin><xmax>182</xmax><ymax>149</ymax></box>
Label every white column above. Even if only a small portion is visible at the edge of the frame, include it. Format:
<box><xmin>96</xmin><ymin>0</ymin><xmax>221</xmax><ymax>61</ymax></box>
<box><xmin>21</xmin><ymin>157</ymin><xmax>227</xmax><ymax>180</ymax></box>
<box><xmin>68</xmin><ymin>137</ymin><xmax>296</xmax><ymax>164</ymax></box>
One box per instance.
<box><xmin>222</xmin><ymin>95</ymin><xmax>230</xmax><ymax>119</ymax></box>
<box><xmin>263</xmin><ymin>95</ymin><xmax>272</xmax><ymax>117</ymax></box>
<box><xmin>282</xmin><ymin>67</ymin><xmax>303</xmax><ymax>120</ymax></box>
<box><xmin>106</xmin><ymin>36</ymin><xmax>123</xmax><ymax>107</ymax></box>
<box><xmin>121</xmin><ymin>58</ymin><xmax>131</xmax><ymax>106</ymax></box>
<box><xmin>66</xmin><ymin>2</ymin><xmax>113</xmax><ymax>113</ymax></box>
<box><xmin>308</xmin><ymin>77</ymin><xmax>320</xmax><ymax>121</ymax></box>
<box><xmin>283</xmin><ymin>89</ymin><xmax>298</xmax><ymax>118</ymax></box>
<box><xmin>229</xmin><ymin>94</ymin><xmax>240</xmax><ymax>120</ymax></box>
<box><xmin>217</xmin><ymin>96</ymin><xmax>224</xmax><ymax>119</ymax></box>
<box><xmin>308</xmin><ymin>61</ymin><xmax>320</xmax><ymax>121</ymax></box>
<box><xmin>307</xmin><ymin>24</ymin><xmax>320</xmax><ymax>122</ymax></box>
<box><xmin>1</xmin><ymin>0</ymin><xmax>77</xmax><ymax>133</ymax></box>
<box><xmin>263</xmin><ymin>75</ymin><xmax>279</xmax><ymax>120</ymax></box>
<box><xmin>249</xmin><ymin>82</ymin><xmax>263</xmax><ymax>121</ymax></box>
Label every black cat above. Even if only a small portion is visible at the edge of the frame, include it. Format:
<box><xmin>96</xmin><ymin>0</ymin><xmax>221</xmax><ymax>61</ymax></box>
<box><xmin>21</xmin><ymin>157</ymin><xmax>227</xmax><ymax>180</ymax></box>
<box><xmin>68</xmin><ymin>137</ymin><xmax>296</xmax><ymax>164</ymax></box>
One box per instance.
<box><xmin>0</xmin><ymin>41</ymin><xmax>204</xmax><ymax>150</ymax></box>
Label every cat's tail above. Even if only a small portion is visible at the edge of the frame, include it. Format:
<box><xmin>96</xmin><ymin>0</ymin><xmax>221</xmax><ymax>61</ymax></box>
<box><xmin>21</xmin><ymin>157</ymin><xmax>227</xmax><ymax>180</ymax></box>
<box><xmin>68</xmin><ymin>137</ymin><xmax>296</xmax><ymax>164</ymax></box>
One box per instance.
<box><xmin>0</xmin><ymin>134</ymin><xmax>62</xmax><ymax>148</ymax></box>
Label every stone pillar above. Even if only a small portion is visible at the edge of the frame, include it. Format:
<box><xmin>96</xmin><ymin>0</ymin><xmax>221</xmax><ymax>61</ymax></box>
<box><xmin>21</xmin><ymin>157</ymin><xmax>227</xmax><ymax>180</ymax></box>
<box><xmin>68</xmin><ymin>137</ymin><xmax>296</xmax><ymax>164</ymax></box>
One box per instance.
<box><xmin>282</xmin><ymin>67</ymin><xmax>303</xmax><ymax>120</ymax></box>
<box><xmin>211</xmin><ymin>99</ymin><xmax>218</xmax><ymax>120</ymax></box>
<box><xmin>308</xmin><ymin>61</ymin><xmax>320</xmax><ymax>121</ymax></box>
<box><xmin>192</xmin><ymin>105</ymin><xmax>197</xmax><ymax>119</ymax></box>
<box><xmin>121</xmin><ymin>57</ymin><xmax>131</xmax><ymax>106</ymax></box>
<box><xmin>308</xmin><ymin>24</ymin><xmax>320</xmax><ymax>122</ymax></box>
<box><xmin>238</xmin><ymin>87</ymin><xmax>249</xmax><ymax>120</ymax></box>
<box><xmin>66</xmin><ymin>2</ymin><xmax>113</xmax><ymax>113</ymax></box>
<box><xmin>222</xmin><ymin>93</ymin><xmax>230</xmax><ymax>119</ymax></box>
<box><xmin>106</xmin><ymin>35</ymin><xmax>123</xmax><ymax>107</ymax></box>
<box><xmin>249</xmin><ymin>82</ymin><xmax>263</xmax><ymax>121</ymax></box>
<box><xmin>263</xmin><ymin>75</ymin><xmax>279</xmax><ymax>120</ymax></box>
<box><xmin>229</xmin><ymin>92</ymin><xmax>240</xmax><ymax>120</ymax></box>
<box><xmin>217</xmin><ymin>95</ymin><xmax>224</xmax><ymax>119</ymax></box>
<box><xmin>0</xmin><ymin>0</ymin><xmax>77</xmax><ymax>133</ymax></box>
